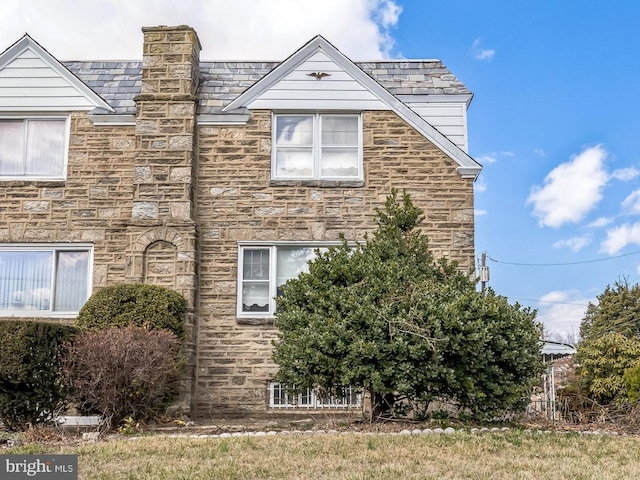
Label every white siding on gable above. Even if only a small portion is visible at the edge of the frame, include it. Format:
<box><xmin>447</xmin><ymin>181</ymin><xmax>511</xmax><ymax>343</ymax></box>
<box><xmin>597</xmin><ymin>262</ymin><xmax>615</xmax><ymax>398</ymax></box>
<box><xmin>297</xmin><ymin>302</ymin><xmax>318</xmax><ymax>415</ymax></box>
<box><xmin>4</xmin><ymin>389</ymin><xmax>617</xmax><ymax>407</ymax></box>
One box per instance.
<box><xmin>408</xmin><ymin>103</ymin><xmax>468</xmax><ymax>152</ymax></box>
<box><xmin>0</xmin><ymin>48</ymin><xmax>98</xmax><ymax>112</ymax></box>
<box><xmin>246</xmin><ymin>51</ymin><xmax>389</xmax><ymax>111</ymax></box>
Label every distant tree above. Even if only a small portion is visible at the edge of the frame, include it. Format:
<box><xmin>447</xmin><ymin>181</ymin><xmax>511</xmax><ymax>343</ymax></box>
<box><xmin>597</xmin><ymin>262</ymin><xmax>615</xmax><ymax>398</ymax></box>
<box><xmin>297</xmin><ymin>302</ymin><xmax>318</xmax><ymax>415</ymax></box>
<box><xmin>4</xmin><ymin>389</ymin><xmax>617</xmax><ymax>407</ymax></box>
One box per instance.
<box><xmin>272</xmin><ymin>189</ymin><xmax>544</xmax><ymax>419</ymax></box>
<box><xmin>575</xmin><ymin>333</ymin><xmax>640</xmax><ymax>403</ymax></box>
<box><xmin>579</xmin><ymin>278</ymin><xmax>640</xmax><ymax>341</ymax></box>
<box><xmin>576</xmin><ymin>278</ymin><xmax>640</xmax><ymax>403</ymax></box>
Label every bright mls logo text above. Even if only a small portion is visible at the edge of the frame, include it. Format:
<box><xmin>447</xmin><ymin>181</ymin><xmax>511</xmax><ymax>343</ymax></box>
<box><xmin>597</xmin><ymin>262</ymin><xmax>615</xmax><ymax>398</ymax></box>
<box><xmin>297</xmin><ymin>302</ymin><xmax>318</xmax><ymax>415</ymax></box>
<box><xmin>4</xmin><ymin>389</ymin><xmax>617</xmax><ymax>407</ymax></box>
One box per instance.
<box><xmin>2</xmin><ymin>455</ymin><xmax>77</xmax><ymax>479</ymax></box>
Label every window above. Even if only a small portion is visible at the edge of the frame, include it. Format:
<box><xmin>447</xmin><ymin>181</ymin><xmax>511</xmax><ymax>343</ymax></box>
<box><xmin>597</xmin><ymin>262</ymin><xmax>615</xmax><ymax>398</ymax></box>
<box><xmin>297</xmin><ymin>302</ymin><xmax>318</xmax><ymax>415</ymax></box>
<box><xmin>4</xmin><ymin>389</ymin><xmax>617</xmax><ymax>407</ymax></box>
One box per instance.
<box><xmin>0</xmin><ymin>245</ymin><xmax>92</xmax><ymax>316</ymax></box>
<box><xmin>273</xmin><ymin>114</ymin><xmax>361</xmax><ymax>180</ymax></box>
<box><xmin>0</xmin><ymin>118</ymin><xmax>68</xmax><ymax>180</ymax></box>
<box><xmin>238</xmin><ymin>244</ymin><xmax>325</xmax><ymax>316</ymax></box>
<box><xmin>269</xmin><ymin>382</ymin><xmax>361</xmax><ymax>409</ymax></box>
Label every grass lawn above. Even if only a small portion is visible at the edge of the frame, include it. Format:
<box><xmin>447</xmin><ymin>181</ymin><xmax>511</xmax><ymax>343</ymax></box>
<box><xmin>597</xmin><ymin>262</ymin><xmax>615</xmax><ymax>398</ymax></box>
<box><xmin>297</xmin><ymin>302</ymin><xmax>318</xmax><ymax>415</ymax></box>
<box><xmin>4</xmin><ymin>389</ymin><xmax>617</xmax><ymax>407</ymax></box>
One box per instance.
<box><xmin>4</xmin><ymin>428</ymin><xmax>640</xmax><ymax>479</ymax></box>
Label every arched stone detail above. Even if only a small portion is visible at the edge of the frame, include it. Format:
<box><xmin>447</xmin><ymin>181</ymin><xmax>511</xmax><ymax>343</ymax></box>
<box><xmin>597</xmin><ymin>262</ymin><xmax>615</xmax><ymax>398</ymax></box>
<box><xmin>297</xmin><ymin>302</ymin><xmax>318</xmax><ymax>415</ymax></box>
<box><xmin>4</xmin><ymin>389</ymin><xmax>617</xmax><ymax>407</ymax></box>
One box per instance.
<box><xmin>143</xmin><ymin>240</ymin><xmax>178</xmax><ymax>288</ymax></box>
<box><xmin>127</xmin><ymin>227</ymin><xmax>184</xmax><ymax>281</ymax></box>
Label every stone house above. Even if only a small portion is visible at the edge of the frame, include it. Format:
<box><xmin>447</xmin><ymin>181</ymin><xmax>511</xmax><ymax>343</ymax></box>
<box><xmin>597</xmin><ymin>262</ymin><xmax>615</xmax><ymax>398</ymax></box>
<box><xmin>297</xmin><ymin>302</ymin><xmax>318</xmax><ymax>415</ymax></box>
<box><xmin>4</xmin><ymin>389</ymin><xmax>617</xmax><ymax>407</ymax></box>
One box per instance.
<box><xmin>0</xmin><ymin>25</ymin><xmax>481</xmax><ymax>418</ymax></box>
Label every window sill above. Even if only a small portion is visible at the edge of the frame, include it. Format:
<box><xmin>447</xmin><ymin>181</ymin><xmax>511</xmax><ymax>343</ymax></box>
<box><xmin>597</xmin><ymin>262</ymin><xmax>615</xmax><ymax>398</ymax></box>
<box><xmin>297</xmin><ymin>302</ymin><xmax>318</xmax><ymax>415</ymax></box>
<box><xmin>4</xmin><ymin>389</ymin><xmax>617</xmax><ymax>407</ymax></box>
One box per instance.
<box><xmin>0</xmin><ymin>180</ymin><xmax>66</xmax><ymax>187</ymax></box>
<box><xmin>269</xmin><ymin>179</ymin><xmax>364</xmax><ymax>188</ymax></box>
<box><xmin>237</xmin><ymin>317</ymin><xmax>275</xmax><ymax>326</ymax></box>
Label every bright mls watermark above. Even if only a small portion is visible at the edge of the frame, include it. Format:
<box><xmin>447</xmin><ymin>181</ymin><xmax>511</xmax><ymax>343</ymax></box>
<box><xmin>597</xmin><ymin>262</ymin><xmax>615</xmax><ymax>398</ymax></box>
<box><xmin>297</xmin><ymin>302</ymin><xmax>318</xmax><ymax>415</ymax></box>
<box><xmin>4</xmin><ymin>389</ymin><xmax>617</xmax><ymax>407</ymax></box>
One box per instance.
<box><xmin>2</xmin><ymin>455</ymin><xmax>77</xmax><ymax>479</ymax></box>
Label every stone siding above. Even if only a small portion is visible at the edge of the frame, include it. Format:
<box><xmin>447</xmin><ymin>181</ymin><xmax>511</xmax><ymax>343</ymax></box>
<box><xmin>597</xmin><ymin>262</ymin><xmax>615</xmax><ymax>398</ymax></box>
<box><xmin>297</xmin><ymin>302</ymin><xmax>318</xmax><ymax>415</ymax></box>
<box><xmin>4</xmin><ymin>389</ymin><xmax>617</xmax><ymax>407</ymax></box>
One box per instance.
<box><xmin>193</xmin><ymin>109</ymin><xmax>475</xmax><ymax>417</ymax></box>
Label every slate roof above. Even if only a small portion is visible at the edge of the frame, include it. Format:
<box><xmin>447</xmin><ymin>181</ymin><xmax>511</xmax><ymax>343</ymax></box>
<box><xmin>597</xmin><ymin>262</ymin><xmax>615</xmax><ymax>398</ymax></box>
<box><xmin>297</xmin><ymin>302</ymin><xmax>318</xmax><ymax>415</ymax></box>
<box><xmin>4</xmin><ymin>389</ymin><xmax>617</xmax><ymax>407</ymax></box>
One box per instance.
<box><xmin>63</xmin><ymin>60</ymin><xmax>471</xmax><ymax>116</ymax></box>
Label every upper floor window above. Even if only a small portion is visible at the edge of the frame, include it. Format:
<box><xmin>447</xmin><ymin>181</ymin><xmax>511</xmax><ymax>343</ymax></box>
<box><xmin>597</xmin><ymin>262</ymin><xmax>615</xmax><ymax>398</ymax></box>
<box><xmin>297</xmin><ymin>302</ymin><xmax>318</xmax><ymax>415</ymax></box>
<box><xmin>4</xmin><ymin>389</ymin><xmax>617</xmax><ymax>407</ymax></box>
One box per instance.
<box><xmin>0</xmin><ymin>117</ymin><xmax>68</xmax><ymax>180</ymax></box>
<box><xmin>0</xmin><ymin>244</ymin><xmax>92</xmax><ymax>316</ymax></box>
<box><xmin>273</xmin><ymin>114</ymin><xmax>362</xmax><ymax>180</ymax></box>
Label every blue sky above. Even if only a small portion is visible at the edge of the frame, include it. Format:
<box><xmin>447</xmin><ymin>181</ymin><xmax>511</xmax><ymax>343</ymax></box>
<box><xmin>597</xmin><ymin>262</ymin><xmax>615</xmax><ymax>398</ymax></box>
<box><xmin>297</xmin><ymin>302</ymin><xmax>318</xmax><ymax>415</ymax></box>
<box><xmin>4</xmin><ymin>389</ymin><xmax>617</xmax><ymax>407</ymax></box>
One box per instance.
<box><xmin>2</xmin><ymin>0</ymin><xmax>639</xmax><ymax>340</ymax></box>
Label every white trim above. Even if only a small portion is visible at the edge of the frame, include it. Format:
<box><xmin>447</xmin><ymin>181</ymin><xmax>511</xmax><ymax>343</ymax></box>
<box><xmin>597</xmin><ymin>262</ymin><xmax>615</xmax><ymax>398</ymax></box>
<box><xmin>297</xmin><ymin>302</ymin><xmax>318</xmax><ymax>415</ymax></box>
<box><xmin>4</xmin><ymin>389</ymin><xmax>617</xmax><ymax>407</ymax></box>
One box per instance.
<box><xmin>197</xmin><ymin>113</ymin><xmax>251</xmax><ymax>125</ymax></box>
<box><xmin>0</xmin><ymin>115</ymin><xmax>70</xmax><ymax>181</ymax></box>
<box><xmin>0</xmin><ymin>34</ymin><xmax>114</xmax><ymax>113</ymax></box>
<box><xmin>87</xmin><ymin>114</ymin><xmax>136</xmax><ymax>126</ymax></box>
<box><xmin>0</xmin><ymin>243</ymin><xmax>93</xmax><ymax>317</ymax></box>
<box><xmin>222</xmin><ymin>35</ymin><xmax>481</xmax><ymax>179</ymax></box>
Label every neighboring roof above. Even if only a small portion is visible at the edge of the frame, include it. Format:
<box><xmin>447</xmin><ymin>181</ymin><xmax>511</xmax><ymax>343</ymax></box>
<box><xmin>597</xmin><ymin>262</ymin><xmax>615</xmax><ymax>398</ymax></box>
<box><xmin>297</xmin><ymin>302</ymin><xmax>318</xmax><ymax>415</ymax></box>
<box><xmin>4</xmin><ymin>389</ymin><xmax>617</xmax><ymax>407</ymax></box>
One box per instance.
<box><xmin>0</xmin><ymin>34</ymin><xmax>113</xmax><ymax>112</ymax></box>
<box><xmin>542</xmin><ymin>341</ymin><xmax>577</xmax><ymax>356</ymax></box>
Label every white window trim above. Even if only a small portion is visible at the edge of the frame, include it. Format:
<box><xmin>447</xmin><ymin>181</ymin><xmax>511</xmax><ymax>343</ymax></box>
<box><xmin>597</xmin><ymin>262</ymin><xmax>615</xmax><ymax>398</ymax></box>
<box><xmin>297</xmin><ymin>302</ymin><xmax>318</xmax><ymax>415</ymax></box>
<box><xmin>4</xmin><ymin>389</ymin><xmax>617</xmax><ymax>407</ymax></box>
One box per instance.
<box><xmin>271</xmin><ymin>113</ymin><xmax>363</xmax><ymax>181</ymax></box>
<box><xmin>0</xmin><ymin>115</ymin><xmax>70</xmax><ymax>181</ymax></box>
<box><xmin>0</xmin><ymin>243</ymin><xmax>93</xmax><ymax>318</ymax></box>
<box><xmin>237</xmin><ymin>242</ymin><xmax>342</xmax><ymax>318</ymax></box>
<box><xmin>269</xmin><ymin>382</ymin><xmax>362</xmax><ymax>409</ymax></box>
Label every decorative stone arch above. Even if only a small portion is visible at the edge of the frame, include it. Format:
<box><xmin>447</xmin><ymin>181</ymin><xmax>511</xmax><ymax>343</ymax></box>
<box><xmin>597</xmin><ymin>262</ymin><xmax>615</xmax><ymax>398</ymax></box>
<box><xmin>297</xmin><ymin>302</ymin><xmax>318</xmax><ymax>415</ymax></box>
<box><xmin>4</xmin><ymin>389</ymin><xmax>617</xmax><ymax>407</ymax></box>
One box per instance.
<box><xmin>126</xmin><ymin>227</ymin><xmax>196</xmax><ymax>308</ymax></box>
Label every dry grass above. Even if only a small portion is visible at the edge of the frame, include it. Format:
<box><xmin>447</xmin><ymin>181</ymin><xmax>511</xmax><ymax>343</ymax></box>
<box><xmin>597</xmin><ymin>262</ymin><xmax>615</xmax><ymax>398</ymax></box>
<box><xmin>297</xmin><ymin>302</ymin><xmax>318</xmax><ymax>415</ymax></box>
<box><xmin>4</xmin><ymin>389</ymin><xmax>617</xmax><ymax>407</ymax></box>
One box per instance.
<box><xmin>5</xmin><ymin>429</ymin><xmax>640</xmax><ymax>479</ymax></box>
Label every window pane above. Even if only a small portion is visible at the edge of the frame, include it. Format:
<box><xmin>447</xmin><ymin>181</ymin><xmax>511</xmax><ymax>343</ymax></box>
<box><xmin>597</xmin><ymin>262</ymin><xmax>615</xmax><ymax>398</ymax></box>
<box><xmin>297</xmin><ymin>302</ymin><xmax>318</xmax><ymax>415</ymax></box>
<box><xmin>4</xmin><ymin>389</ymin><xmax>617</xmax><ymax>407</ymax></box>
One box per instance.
<box><xmin>322</xmin><ymin>116</ymin><xmax>358</xmax><ymax>145</ymax></box>
<box><xmin>242</xmin><ymin>283</ymin><xmax>270</xmax><ymax>312</ymax></box>
<box><xmin>276</xmin><ymin>248</ymin><xmax>315</xmax><ymax>287</ymax></box>
<box><xmin>0</xmin><ymin>121</ymin><xmax>25</xmax><ymax>175</ymax></box>
<box><xmin>321</xmin><ymin>148</ymin><xmax>359</xmax><ymax>177</ymax></box>
<box><xmin>26</xmin><ymin>120</ymin><xmax>66</xmax><ymax>177</ymax></box>
<box><xmin>54</xmin><ymin>251</ymin><xmax>89</xmax><ymax>311</ymax></box>
<box><xmin>0</xmin><ymin>251</ymin><xmax>53</xmax><ymax>311</ymax></box>
<box><xmin>276</xmin><ymin>116</ymin><xmax>313</xmax><ymax>146</ymax></box>
<box><xmin>275</xmin><ymin>149</ymin><xmax>313</xmax><ymax>177</ymax></box>
<box><xmin>243</xmin><ymin>249</ymin><xmax>270</xmax><ymax>280</ymax></box>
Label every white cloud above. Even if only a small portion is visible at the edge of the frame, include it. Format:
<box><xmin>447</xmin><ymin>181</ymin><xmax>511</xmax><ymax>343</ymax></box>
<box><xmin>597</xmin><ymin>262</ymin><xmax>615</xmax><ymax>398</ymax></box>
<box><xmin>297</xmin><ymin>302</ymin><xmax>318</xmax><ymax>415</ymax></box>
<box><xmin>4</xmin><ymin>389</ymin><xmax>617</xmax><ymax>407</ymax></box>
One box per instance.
<box><xmin>471</xmin><ymin>38</ymin><xmax>495</xmax><ymax>61</ymax></box>
<box><xmin>474</xmin><ymin>176</ymin><xmax>487</xmax><ymax>193</ymax></box>
<box><xmin>0</xmin><ymin>0</ymin><xmax>402</xmax><ymax>60</ymax></box>
<box><xmin>611</xmin><ymin>167</ymin><xmax>640</xmax><ymax>181</ymax></box>
<box><xmin>600</xmin><ymin>222</ymin><xmax>640</xmax><ymax>255</ymax></box>
<box><xmin>586</xmin><ymin>217</ymin><xmax>613</xmax><ymax>228</ymax></box>
<box><xmin>527</xmin><ymin>145</ymin><xmax>608</xmax><ymax>228</ymax></box>
<box><xmin>553</xmin><ymin>236</ymin><xmax>591</xmax><ymax>252</ymax></box>
<box><xmin>534</xmin><ymin>148</ymin><xmax>546</xmax><ymax>157</ymax></box>
<box><xmin>536</xmin><ymin>290</ymin><xmax>591</xmax><ymax>341</ymax></box>
<box><xmin>500</xmin><ymin>151</ymin><xmax>514</xmax><ymax>157</ymax></box>
<box><xmin>474</xmin><ymin>209</ymin><xmax>487</xmax><ymax>216</ymax></box>
<box><xmin>476</xmin><ymin>154</ymin><xmax>497</xmax><ymax>165</ymax></box>
<box><xmin>622</xmin><ymin>190</ymin><xmax>640</xmax><ymax>214</ymax></box>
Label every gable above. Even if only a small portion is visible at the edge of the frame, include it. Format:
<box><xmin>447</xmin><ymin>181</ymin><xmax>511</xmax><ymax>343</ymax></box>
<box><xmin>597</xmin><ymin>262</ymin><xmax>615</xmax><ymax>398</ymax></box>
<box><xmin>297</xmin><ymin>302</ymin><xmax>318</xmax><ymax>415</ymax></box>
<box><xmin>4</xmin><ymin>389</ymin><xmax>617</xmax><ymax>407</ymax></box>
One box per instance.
<box><xmin>244</xmin><ymin>51</ymin><xmax>388</xmax><ymax>111</ymax></box>
<box><xmin>224</xmin><ymin>36</ymin><xmax>481</xmax><ymax>179</ymax></box>
<box><xmin>0</xmin><ymin>35</ymin><xmax>113</xmax><ymax>112</ymax></box>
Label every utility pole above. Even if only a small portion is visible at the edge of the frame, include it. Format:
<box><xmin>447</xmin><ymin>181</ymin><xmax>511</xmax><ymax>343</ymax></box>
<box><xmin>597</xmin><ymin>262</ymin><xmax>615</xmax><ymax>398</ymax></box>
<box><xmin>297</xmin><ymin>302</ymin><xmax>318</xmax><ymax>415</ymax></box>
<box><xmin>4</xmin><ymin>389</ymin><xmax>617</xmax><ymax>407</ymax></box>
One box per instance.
<box><xmin>479</xmin><ymin>251</ymin><xmax>490</xmax><ymax>294</ymax></box>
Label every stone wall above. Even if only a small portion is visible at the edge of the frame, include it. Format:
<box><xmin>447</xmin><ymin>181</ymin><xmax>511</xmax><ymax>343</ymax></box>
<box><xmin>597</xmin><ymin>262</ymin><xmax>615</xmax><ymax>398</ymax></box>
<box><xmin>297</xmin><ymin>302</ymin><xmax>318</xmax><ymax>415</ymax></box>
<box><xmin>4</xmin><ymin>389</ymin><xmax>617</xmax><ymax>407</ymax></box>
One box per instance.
<box><xmin>193</xmin><ymin>109</ymin><xmax>475</xmax><ymax>417</ymax></box>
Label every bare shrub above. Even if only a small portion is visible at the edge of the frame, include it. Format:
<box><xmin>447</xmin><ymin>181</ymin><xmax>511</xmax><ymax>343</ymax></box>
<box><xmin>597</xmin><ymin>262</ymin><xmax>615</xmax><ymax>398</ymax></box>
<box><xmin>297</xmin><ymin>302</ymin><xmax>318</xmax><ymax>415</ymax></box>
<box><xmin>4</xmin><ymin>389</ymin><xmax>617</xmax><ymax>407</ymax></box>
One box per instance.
<box><xmin>64</xmin><ymin>326</ymin><xmax>183</xmax><ymax>429</ymax></box>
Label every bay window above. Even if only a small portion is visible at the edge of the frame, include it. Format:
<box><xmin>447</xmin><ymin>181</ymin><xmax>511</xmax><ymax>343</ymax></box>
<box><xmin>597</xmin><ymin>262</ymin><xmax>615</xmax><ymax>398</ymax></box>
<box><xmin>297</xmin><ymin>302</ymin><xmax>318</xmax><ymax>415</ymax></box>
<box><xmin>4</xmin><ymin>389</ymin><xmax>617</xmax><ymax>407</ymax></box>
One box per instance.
<box><xmin>0</xmin><ymin>117</ymin><xmax>68</xmax><ymax>180</ymax></box>
<box><xmin>0</xmin><ymin>245</ymin><xmax>92</xmax><ymax>316</ymax></box>
<box><xmin>273</xmin><ymin>114</ymin><xmax>361</xmax><ymax>180</ymax></box>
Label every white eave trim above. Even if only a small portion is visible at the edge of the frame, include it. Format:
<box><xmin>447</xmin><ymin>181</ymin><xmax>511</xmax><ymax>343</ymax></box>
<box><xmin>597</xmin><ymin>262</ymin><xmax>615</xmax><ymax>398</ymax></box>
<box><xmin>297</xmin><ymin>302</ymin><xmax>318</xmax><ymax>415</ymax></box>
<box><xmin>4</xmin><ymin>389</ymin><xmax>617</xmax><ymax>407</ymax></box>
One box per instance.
<box><xmin>87</xmin><ymin>114</ymin><xmax>135</xmax><ymax>125</ymax></box>
<box><xmin>197</xmin><ymin>113</ymin><xmax>251</xmax><ymax>125</ymax></box>
<box><xmin>0</xmin><ymin>34</ymin><xmax>114</xmax><ymax>113</ymax></box>
<box><xmin>223</xmin><ymin>35</ymin><xmax>481</xmax><ymax>179</ymax></box>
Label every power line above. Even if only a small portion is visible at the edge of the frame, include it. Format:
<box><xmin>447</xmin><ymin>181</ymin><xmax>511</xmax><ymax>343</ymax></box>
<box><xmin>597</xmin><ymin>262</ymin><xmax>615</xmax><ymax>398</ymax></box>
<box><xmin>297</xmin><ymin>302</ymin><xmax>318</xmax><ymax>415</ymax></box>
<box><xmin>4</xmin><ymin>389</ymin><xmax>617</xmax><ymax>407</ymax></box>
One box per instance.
<box><xmin>486</xmin><ymin>249</ymin><xmax>640</xmax><ymax>267</ymax></box>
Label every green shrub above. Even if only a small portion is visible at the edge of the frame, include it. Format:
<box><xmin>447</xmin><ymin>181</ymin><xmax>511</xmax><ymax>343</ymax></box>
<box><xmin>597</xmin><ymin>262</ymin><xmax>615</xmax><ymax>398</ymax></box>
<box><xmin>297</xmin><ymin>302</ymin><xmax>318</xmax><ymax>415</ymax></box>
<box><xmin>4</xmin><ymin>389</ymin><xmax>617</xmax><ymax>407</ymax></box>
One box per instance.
<box><xmin>0</xmin><ymin>320</ymin><xmax>76</xmax><ymax>431</ymax></box>
<box><xmin>63</xmin><ymin>326</ymin><xmax>184</xmax><ymax>428</ymax></box>
<box><xmin>624</xmin><ymin>363</ymin><xmax>640</xmax><ymax>403</ymax></box>
<box><xmin>76</xmin><ymin>283</ymin><xmax>186</xmax><ymax>339</ymax></box>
